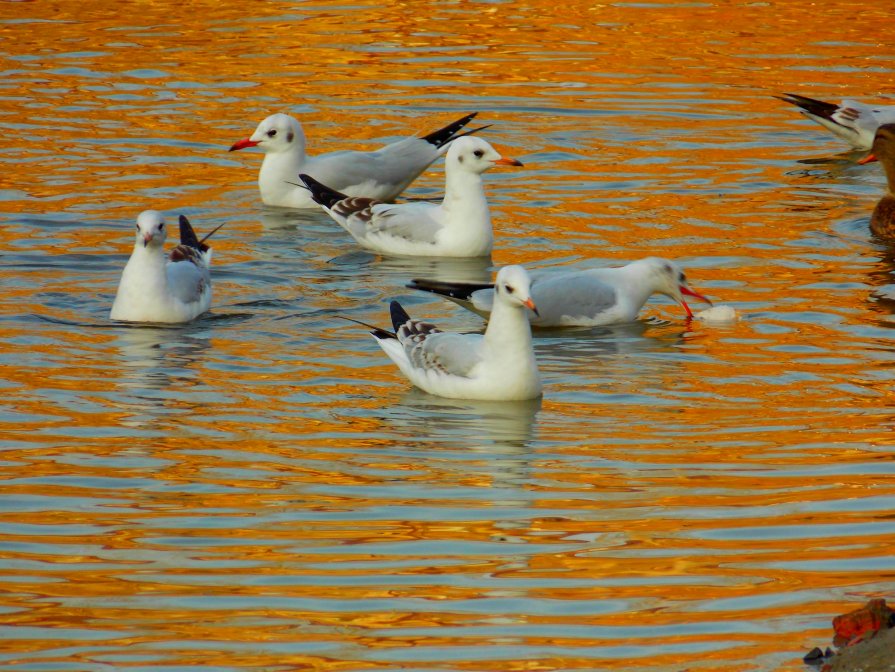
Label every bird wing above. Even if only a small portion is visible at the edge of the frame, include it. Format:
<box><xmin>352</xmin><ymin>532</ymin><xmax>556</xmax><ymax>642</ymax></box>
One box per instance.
<box><xmin>306</xmin><ymin>144</ymin><xmax>435</xmax><ymax>200</ymax></box>
<box><xmin>834</xmin><ymin>100</ymin><xmax>894</xmax><ymax>137</ymax></box>
<box><xmin>530</xmin><ymin>271</ymin><xmax>619</xmax><ymax>322</ymax></box>
<box><xmin>396</xmin><ymin>315</ymin><xmax>483</xmax><ymax>377</ymax></box>
<box><xmin>406</xmin><ymin>331</ymin><xmax>484</xmax><ymax>377</ymax></box>
<box><xmin>332</xmin><ymin>199</ymin><xmax>444</xmax><ymax>244</ymax></box>
<box><xmin>304</xmin><ymin>114</ymin><xmax>480</xmax><ymax>200</ymax></box>
<box><xmin>166</xmin><ymin>254</ymin><xmax>210</xmax><ymax>305</ymax></box>
<box><xmin>366</xmin><ymin>202</ymin><xmax>444</xmax><ymax>243</ymax></box>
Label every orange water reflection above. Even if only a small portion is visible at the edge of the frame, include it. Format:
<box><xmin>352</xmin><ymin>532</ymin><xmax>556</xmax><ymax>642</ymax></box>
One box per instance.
<box><xmin>2</xmin><ymin>0</ymin><xmax>895</xmax><ymax>671</ymax></box>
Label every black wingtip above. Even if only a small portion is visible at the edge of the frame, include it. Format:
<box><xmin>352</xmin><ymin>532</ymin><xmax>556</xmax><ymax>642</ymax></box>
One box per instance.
<box><xmin>407</xmin><ymin>278</ymin><xmax>495</xmax><ymax>301</ymax></box>
<box><xmin>337</xmin><ymin>314</ymin><xmax>396</xmax><ymax>340</ymax></box>
<box><xmin>389</xmin><ymin>300</ymin><xmax>412</xmax><ymax>332</ymax></box>
<box><xmin>422</xmin><ymin>112</ymin><xmax>479</xmax><ymax>148</ymax></box>
<box><xmin>371</xmin><ymin>327</ymin><xmax>395</xmax><ymax>340</ymax></box>
<box><xmin>299</xmin><ymin>173</ymin><xmax>349</xmax><ymax>208</ymax></box>
<box><xmin>774</xmin><ymin>93</ymin><xmax>839</xmax><ymax>119</ymax></box>
<box><xmin>178</xmin><ymin>215</ymin><xmax>204</xmax><ymax>251</ymax></box>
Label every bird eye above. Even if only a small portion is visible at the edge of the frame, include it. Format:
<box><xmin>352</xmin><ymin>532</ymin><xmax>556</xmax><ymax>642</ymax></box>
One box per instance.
<box><xmin>267</xmin><ymin>129</ymin><xmax>278</xmax><ymax>138</ymax></box>
<box><xmin>504</xmin><ymin>284</ymin><xmax>514</xmax><ymax>294</ymax></box>
<box><xmin>159</xmin><ymin>223</ymin><xmax>165</xmax><ymax>230</ymax></box>
<box><xmin>679</xmin><ymin>273</ymin><xmax>686</xmax><ymax>284</ymax></box>
<box><xmin>474</xmin><ymin>149</ymin><xmax>484</xmax><ymax>158</ymax></box>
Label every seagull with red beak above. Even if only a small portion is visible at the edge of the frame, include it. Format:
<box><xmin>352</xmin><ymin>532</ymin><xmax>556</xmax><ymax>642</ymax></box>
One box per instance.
<box><xmin>228</xmin><ymin>111</ymin><xmax>485</xmax><ymax>209</ymax></box>
<box><xmin>408</xmin><ymin>257</ymin><xmax>713</xmax><ymax>327</ymax></box>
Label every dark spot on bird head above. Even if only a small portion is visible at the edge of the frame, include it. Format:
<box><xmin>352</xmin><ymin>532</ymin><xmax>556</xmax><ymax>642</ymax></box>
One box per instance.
<box><xmin>287</xmin><ymin>131</ymin><xmax>294</xmax><ymax>143</ymax></box>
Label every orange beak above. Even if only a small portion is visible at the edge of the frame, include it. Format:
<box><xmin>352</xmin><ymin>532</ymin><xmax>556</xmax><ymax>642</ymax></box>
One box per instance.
<box><xmin>229</xmin><ymin>138</ymin><xmax>260</xmax><ymax>152</ymax></box>
<box><xmin>523</xmin><ymin>297</ymin><xmax>539</xmax><ymax>316</ymax></box>
<box><xmin>858</xmin><ymin>153</ymin><xmax>878</xmax><ymax>165</ymax></box>
<box><xmin>493</xmin><ymin>156</ymin><xmax>524</xmax><ymax>167</ymax></box>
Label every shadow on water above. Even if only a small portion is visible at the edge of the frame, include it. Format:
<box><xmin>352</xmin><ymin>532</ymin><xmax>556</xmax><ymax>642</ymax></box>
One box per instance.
<box><xmin>383</xmin><ymin>391</ymin><xmax>543</xmax><ymax>496</ymax></box>
<box><xmin>258</xmin><ymin>207</ymin><xmax>329</xmax><ymax>231</ymax></box>
<box><xmin>328</xmin><ymin>249</ymin><xmax>496</xmax><ymax>286</ymax></box>
<box><xmin>794</xmin><ymin>148</ymin><xmax>867</xmax><ymax>167</ymax></box>
<box><xmin>390</xmin><ymin>389</ymin><xmax>542</xmax><ymax>450</ymax></box>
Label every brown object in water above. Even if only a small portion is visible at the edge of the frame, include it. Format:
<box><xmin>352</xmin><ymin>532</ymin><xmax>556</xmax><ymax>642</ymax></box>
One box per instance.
<box><xmin>860</xmin><ymin>124</ymin><xmax>895</xmax><ymax>240</ymax></box>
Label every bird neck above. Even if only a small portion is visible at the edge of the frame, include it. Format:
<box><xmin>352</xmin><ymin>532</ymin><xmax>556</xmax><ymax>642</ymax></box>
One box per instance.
<box><xmin>258</xmin><ymin>144</ymin><xmax>307</xmax><ymax>202</ymax></box>
<box><xmin>618</xmin><ymin>264</ymin><xmax>658</xmax><ymax>308</ymax></box>
<box><xmin>442</xmin><ymin>171</ymin><xmax>487</xmax><ymax>216</ymax></box>
<box><xmin>484</xmin><ymin>298</ymin><xmax>534</xmax><ymax>358</ymax></box>
<box><xmin>124</xmin><ymin>242</ymin><xmax>168</xmax><ymax>287</ymax></box>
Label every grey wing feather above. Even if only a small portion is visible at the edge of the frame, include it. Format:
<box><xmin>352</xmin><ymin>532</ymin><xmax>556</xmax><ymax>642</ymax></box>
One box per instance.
<box><xmin>307</xmin><ymin>140</ymin><xmax>435</xmax><ymax>197</ymax></box>
<box><xmin>366</xmin><ymin>203</ymin><xmax>443</xmax><ymax>243</ymax></box>
<box><xmin>166</xmin><ymin>258</ymin><xmax>209</xmax><ymax>304</ymax></box>
<box><xmin>397</xmin><ymin>317</ymin><xmax>483</xmax><ymax>377</ymax></box>
<box><xmin>409</xmin><ymin>332</ymin><xmax>483</xmax><ymax>377</ymax></box>
<box><xmin>531</xmin><ymin>272</ymin><xmax>618</xmax><ymax>321</ymax></box>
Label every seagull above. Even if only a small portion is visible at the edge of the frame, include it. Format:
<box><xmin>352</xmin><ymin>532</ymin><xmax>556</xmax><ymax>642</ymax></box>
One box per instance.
<box><xmin>299</xmin><ymin>136</ymin><xmax>522</xmax><ymax>257</ymax></box>
<box><xmin>776</xmin><ymin>93</ymin><xmax>895</xmax><ymax>150</ymax></box>
<box><xmin>407</xmin><ymin>257</ymin><xmax>713</xmax><ymax>327</ymax></box>
<box><xmin>858</xmin><ymin>123</ymin><xmax>895</xmax><ymax>239</ymax></box>
<box><xmin>229</xmin><ymin>111</ymin><xmax>485</xmax><ymax>209</ymax></box>
<box><xmin>365</xmin><ymin>265</ymin><xmax>542</xmax><ymax>400</ymax></box>
<box><xmin>110</xmin><ymin>211</ymin><xmax>221</xmax><ymax>323</ymax></box>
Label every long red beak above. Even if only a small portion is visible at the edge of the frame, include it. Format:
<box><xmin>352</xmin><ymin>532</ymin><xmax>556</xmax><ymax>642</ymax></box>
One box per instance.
<box><xmin>679</xmin><ymin>285</ymin><xmax>712</xmax><ymax>318</ymax></box>
<box><xmin>493</xmin><ymin>156</ymin><xmax>524</xmax><ymax>167</ymax></box>
<box><xmin>229</xmin><ymin>138</ymin><xmax>260</xmax><ymax>152</ymax></box>
<box><xmin>523</xmin><ymin>297</ymin><xmax>539</xmax><ymax>316</ymax></box>
<box><xmin>858</xmin><ymin>153</ymin><xmax>878</xmax><ymax>165</ymax></box>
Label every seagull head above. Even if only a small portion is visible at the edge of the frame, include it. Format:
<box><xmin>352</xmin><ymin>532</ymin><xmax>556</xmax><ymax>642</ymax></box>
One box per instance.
<box><xmin>229</xmin><ymin>113</ymin><xmax>306</xmax><ymax>155</ymax></box>
<box><xmin>446</xmin><ymin>136</ymin><xmax>523</xmax><ymax>175</ymax></box>
<box><xmin>494</xmin><ymin>265</ymin><xmax>538</xmax><ymax>316</ymax></box>
<box><xmin>135</xmin><ymin>210</ymin><xmax>167</xmax><ymax>249</ymax></box>
<box><xmin>641</xmin><ymin>257</ymin><xmax>712</xmax><ymax>318</ymax></box>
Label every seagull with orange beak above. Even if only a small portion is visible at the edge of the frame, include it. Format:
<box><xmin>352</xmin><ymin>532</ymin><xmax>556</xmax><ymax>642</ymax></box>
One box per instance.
<box><xmin>299</xmin><ymin>136</ymin><xmax>522</xmax><ymax>257</ymax></box>
<box><xmin>367</xmin><ymin>265</ymin><xmax>542</xmax><ymax>400</ymax></box>
<box><xmin>110</xmin><ymin>211</ymin><xmax>222</xmax><ymax>323</ymax></box>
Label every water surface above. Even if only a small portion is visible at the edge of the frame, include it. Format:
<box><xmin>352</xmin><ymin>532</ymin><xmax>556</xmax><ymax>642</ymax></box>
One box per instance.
<box><xmin>1</xmin><ymin>1</ymin><xmax>894</xmax><ymax>671</ymax></box>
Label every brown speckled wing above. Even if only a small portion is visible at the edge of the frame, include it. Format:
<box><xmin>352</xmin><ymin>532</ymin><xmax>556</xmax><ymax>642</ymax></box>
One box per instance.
<box><xmin>332</xmin><ymin>197</ymin><xmax>378</xmax><ymax>224</ymax></box>
<box><xmin>169</xmin><ymin>244</ymin><xmax>205</xmax><ymax>266</ymax></box>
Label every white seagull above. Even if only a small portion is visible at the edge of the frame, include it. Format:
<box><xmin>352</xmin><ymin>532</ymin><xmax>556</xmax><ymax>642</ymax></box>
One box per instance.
<box><xmin>229</xmin><ymin>111</ymin><xmax>485</xmax><ymax>209</ymax></box>
<box><xmin>776</xmin><ymin>93</ymin><xmax>895</xmax><ymax>150</ymax></box>
<box><xmin>408</xmin><ymin>257</ymin><xmax>713</xmax><ymax>327</ymax></box>
<box><xmin>110</xmin><ymin>210</ymin><xmax>221</xmax><ymax>323</ymax></box>
<box><xmin>299</xmin><ymin>136</ymin><xmax>522</xmax><ymax>257</ymax></box>
<box><xmin>367</xmin><ymin>265</ymin><xmax>542</xmax><ymax>401</ymax></box>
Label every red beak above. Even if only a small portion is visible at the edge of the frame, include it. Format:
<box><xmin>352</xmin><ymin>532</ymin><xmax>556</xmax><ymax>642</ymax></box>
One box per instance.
<box><xmin>680</xmin><ymin>285</ymin><xmax>712</xmax><ymax>318</ymax></box>
<box><xmin>229</xmin><ymin>138</ymin><xmax>260</xmax><ymax>152</ymax></box>
<box><xmin>493</xmin><ymin>156</ymin><xmax>524</xmax><ymax>167</ymax></box>
<box><xmin>858</xmin><ymin>153</ymin><xmax>878</xmax><ymax>165</ymax></box>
